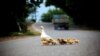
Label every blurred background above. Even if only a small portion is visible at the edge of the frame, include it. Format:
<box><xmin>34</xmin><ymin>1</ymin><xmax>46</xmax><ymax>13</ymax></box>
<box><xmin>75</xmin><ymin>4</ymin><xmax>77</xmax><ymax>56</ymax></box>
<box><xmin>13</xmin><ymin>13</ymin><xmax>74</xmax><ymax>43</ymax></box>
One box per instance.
<box><xmin>0</xmin><ymin>0</ymin><xmax>100</xmax><ymax>56</ymax></box>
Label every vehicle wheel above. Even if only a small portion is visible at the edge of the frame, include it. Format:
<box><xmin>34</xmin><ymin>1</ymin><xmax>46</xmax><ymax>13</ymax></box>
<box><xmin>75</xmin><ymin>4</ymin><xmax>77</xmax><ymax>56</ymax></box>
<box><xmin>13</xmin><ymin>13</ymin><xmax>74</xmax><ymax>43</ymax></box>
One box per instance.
<box><xmin>54</xmin><ymin>25</ymin><xmax>58</xmax><ymax>30</ymax></box>
<box><xmin>64</xmin><ymin>26</ymin><xmax>69</xmax><ymax>30</ymax></box>
<box><xmin>54</xmin><ymin>27</ymin><xmax>57</xmax><ymax>30</ymax></box>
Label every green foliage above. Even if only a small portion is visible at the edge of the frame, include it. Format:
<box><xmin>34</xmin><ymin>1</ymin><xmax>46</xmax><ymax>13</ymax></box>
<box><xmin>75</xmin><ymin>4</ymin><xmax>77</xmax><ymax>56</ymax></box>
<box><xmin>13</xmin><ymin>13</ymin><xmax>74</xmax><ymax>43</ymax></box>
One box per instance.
<box><xmin>41</xmin><ymin>13</ymin><xmax>52</xmax><ymax>22</ymax></box>
<box><xmin>0</xmin><ymin>0</ymin><xmax>43</xmax><ymax>36</ymax></box>
<box><xmin>41</xmin><ymin>8</ymin><xmax>66</xmax><ymax>22</ymax></box>
<box><xmin>45</xmin><ymin>0</ymin><xmax>100</xmax><ymax>29</ymax></box>
<box><xmin>31</xmin><ymin>0</ymin><xmax>43</xmax><ymax>7</ymax></box>
<box><xmin>45</xmin><ymin>0</ymin><xmax>68</xmax><ymax>8</ymax></box>
<box><xmin>31</xmin><ymin>19</ymin><xmax>36</xmax><ymax>22</ymax></box>
<box><xmin>10</xmin><ymin>30</ymin><xmax>40</xmax><ymax>36</ymax></box>
<box><xmin>48</xmin><ymin>8</ymin><xmax>66</xmax><ymax>15</ymax></box>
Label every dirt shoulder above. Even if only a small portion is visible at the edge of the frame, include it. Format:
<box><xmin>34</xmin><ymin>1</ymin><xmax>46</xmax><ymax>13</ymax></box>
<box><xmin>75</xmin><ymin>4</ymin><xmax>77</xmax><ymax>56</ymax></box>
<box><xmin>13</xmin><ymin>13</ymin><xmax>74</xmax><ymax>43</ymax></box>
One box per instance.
<box><xmin>0</xmin><ymin>24</ymin><xmax>40</xmax><ymax>42</ymax></box>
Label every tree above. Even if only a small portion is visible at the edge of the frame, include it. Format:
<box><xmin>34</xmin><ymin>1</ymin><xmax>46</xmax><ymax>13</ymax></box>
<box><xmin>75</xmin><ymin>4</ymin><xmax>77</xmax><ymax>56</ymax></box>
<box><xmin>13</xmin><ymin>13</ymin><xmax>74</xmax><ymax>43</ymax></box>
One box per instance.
<box><xmin>41</xmin><ymin>13</ymin><xmax>52</xmax><ymax>22</ymax></box>
<box><xmin>0</xmin><ymin>0</ymin><xmax>43</xmax><ymax>36</ymax></box>
<box><xmin>41</xmin><ymin>8</ymin><xmax>66</xmax><ymax>22</ymax></box>
<box><xmin>45</xmin><ymin>0</ymin><xmax>100</xmax><ymax>29</ymax></box>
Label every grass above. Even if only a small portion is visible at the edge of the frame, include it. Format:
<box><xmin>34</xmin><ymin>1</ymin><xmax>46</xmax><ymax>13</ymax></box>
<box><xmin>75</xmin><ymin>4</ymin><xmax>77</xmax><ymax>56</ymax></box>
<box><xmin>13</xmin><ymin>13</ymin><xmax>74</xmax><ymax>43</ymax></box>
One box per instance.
<box><xmin>10</xmin><ymin>25</ymin><xmax>41</xmax><ymax>36</ymax></box>
<box><xmin>0</xmin><ymin>24</ymin><xmax>41</xmax><ymax>42</ymax></box>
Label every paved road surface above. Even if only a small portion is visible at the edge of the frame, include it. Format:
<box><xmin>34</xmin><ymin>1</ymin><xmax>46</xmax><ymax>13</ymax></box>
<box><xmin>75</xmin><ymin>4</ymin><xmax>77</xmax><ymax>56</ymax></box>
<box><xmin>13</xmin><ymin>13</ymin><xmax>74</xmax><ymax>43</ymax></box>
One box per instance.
<box><xmin>0</xmin><ymin>23</ymin><xmax>100</xmax><ymax>56</ymax></box>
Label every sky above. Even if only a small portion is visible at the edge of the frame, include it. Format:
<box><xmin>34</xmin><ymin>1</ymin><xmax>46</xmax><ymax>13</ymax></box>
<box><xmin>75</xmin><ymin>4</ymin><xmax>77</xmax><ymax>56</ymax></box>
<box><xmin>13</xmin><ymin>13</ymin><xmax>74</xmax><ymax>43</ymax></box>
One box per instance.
<box><xmin>27</xmin><ymin>0</ymin><xmax>56</xmax><ymax>22</ymax></box>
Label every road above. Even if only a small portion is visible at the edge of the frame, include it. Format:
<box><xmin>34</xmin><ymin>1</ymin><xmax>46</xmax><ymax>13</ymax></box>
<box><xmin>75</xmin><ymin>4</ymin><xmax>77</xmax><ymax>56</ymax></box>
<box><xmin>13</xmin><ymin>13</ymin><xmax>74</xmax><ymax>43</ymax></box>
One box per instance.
<box><xmin>0</xmin><ymin>22</ymin><xmax>100</xmax><ymax>56</ymax></box>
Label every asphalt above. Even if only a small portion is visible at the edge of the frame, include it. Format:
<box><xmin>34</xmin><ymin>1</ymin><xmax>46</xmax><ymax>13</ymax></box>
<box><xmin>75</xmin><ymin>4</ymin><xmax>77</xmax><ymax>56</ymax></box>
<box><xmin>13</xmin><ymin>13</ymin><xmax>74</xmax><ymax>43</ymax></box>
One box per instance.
<box><xmin>0</xmin><ymin>23</ymin><xmax>100</xmax><ymax>56</ymax></box>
